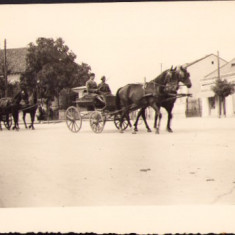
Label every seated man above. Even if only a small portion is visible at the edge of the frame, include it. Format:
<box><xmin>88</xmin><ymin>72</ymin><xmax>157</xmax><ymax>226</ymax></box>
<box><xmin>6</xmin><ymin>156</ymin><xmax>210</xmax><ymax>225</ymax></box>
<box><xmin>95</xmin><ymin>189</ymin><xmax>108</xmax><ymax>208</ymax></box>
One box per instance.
<box><xmin>85</xmin><ymin>73</ymin><xmax>105</xmax><ymax>107</ymax></box>
<box><xmin>97</xmin><ymin>76</ymin><xmax>111</xmax><ymax>95</ymax></box>
<box><xmin>86</xmin><ymin>73</ymin><xmax>98</xmax><ymax>95</ymax></box>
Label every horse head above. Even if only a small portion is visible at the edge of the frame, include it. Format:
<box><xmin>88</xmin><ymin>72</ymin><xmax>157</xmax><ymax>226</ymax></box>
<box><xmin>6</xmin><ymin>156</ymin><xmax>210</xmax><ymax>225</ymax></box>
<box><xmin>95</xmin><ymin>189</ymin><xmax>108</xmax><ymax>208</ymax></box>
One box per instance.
<box><xmin>175</xmin><ymin>65</ymin><xmax>192</xmax><ymax>88</ymax></box>
<box><xmin>13</xmin><ymin>88</ymin><xmax>29</xmax><ymax>106</ymax></box>
<box><xmin>163</xmin><ymin>66</ymin><xmax>181</xmax><ymax>94</ymax></box>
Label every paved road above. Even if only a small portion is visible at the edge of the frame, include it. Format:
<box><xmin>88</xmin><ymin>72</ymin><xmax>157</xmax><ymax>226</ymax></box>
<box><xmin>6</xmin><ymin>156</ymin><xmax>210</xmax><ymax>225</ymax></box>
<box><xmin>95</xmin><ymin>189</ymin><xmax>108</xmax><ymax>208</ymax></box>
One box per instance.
<box><xmin>1</xmin><ymin>116</ymin><xmax>235</xmax><ymax>207</ymax></box>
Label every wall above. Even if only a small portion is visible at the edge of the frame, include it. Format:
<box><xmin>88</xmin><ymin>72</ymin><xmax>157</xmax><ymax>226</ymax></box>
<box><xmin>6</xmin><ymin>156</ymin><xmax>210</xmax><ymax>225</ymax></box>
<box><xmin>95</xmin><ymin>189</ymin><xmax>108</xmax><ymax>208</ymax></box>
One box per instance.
<box><xmin>187</xmin><ymin>55</ymin><xmax>227</xmax><ymax>98</ymax></box>
<box><xmin>7</xmin><ymin>74</ymin><xmax>20</xmax><ymax>84</ymax></box>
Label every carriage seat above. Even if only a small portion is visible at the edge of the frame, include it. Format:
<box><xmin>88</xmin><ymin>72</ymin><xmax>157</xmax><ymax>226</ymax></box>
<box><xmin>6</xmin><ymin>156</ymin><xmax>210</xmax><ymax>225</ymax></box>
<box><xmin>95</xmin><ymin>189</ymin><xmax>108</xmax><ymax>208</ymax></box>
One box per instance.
<box><xmin>76</xmin><ymin>93</ymin><xmax>116</xmax><ymax>111</ymax></box>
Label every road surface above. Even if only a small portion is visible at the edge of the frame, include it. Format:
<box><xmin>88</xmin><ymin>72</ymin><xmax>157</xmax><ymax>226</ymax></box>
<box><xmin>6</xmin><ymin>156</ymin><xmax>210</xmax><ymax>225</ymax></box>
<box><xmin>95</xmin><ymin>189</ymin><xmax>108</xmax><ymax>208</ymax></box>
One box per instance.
<box><xmin>1</xmin><ymin>115</ymin><xmax>235</xmax><ymax>207</ymax></box>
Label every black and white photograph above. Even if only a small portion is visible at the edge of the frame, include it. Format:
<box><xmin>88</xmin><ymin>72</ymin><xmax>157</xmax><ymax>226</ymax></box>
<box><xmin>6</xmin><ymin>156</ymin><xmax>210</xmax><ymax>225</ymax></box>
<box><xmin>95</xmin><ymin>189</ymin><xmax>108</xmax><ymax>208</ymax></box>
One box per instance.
<box><xmin>1</xmin><ymin>1</ymin><xmax>235</xmax><ymax>233</ymax></box>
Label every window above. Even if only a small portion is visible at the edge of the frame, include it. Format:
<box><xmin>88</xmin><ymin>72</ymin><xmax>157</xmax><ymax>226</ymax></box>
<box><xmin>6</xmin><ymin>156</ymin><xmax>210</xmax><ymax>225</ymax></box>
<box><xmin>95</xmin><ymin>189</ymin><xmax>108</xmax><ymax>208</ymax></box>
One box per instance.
<box><xmin>208</xmin><ymin>97</ymin><xmax>215</xmax><ymax>109</ymax></box>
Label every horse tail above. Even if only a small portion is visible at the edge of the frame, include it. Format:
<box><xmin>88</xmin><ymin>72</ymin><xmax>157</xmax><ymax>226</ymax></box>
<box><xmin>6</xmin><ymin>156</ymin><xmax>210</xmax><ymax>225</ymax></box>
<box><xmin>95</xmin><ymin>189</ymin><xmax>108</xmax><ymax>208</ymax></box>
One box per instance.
<box><xmin>115</xmin><ymin>87</ymin><xmax>123</xmax><ymax>110</ymax></box>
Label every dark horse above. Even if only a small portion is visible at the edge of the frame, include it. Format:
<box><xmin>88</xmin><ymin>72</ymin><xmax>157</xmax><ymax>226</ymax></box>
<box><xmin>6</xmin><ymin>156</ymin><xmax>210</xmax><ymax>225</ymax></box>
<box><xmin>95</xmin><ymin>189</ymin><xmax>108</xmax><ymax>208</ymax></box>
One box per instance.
<box><xmin>0</xmin><ymin>89</ymin><xmax>28</xmax><ymax>130</ymax></box>
<box><xmin>133</xmin><ymin>66</ymin><xmax>192</xmax><ymax>133</ymax></box>
<box><xmin>22</xmin><ymin>89</ymin><xmax>38</xmax><ymax>130</ymax></box>
<box><xmin>115</xmin><ymin>66</ymin><xmax>182</xmax><ymax>134</ymax></box>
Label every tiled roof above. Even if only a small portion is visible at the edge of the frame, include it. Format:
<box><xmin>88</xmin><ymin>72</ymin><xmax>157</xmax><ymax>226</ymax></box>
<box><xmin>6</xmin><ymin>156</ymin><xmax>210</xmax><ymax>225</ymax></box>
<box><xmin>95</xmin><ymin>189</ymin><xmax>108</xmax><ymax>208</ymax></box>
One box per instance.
<box><xmin>0</xmin><ymin>47</ymin><xmax>28</xmax><ymax>74</ymax></box>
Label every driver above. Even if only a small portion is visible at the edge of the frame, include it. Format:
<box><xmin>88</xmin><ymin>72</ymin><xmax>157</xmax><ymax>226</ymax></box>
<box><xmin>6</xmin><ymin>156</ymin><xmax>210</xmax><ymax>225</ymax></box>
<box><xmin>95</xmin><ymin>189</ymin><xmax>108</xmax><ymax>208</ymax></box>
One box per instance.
<box><xmin>97</xmin><ymin>76</ymin><xmax>111</xmax><ymax>95</ymax></box>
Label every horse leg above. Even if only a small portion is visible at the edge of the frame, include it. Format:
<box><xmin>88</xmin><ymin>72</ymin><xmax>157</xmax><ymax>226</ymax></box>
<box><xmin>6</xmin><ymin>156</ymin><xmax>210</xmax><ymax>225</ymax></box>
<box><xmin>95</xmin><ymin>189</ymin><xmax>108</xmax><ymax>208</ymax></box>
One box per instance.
<box><xmin>141</xmin><ymin>109</ymin><xmax>152</xmax><ymax>132</ymax></box>
<box><xmin>6</xmin><ymin>113</ymin><xmax>10</xmax><ymax>130</ymax></box>
<box><xmin>133</xmin><ymin>109</ymin><xmax>142</xmax><ymax>132</ymax></box>
<box><xmin>151</xmin><ymin>104</ymin><xmax>161</xmax><ymax>134</ymax></box>
<box><xmin>126</xmin><ymin>113</ymin><xmax>136</xmax><ymax>134</ymax></box>
<box><xmin>0</xmin><ymin>121</ymin><xmax>2</xmax><ymax>131</ymax></box>
<box><xmin>23</xmin><ymin>111</ymin><xmax>28</xmax><ymax>129</ymax></box>
<box><xmin>157</xmin><ymin>112</ymin><xmax>162</xmax><ymax>134</ymax></box>
<box><xmin>165</xmin><ymin>105</ymin><xmax>174</xmax><ymax>133</ymax></box>
<box><xmin>119</xmin><ymin>112</ymin><xmax>125</xmax><ymax>133</ymax></box>
<box><xmin>119</xmin><ymin>110</ymin><xmax>133</xmax><ymax>133</ymax></box>
<box><xmin>30</xmin><ymin>110</ymin><xmax>36</xmax><ymax>130</ymax></box>
<box><xmin>12</xmin><ymin>110</ymin><xmax>19</xmax><ymax>131</ymax></box>
<box><xmin>166</xmin><ymin>111</ymin><xmax>173</xmax><ymax>133</ymax></box>
<box><xmin>153</xmin><ymin>107</ymin><xmax>161</xmax><ymax>133</ymax></box>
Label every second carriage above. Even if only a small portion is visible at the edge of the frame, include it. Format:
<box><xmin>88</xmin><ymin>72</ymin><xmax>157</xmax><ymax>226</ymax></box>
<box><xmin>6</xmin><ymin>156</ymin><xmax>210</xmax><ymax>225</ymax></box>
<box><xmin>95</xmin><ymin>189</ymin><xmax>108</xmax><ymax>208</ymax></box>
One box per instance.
<box><xmin>65</xmin><ymin>87</ymin><xmax>129</xmax><ymax>133</ymax></box>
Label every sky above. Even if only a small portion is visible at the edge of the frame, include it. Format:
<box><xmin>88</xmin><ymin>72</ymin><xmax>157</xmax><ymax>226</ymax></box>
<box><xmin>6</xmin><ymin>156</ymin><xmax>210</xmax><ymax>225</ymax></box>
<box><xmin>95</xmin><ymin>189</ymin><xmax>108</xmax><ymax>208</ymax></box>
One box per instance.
<box><xmin>0</xmin><ymin>1</ymin><xmax>235</xmax><ymax>92</ymax></box>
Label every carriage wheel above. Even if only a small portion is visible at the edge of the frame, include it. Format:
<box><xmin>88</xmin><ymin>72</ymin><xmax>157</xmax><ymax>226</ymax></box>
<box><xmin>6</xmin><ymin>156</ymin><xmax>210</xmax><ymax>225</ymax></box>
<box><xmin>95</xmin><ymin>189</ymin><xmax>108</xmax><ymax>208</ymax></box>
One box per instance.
<box><xmin>65</xmin><ymin>106</ymin><xmax>82</xmax><ymax>133</ymax></box>
<box><xmin>114</xmin><ymin>114</ymin><xmax>129</xmax><ymax>130</ymax></box>
<box><xmin>89</xmin><ymin>111</ymin><xmax>105</xmax><ymax>133</ymax></box>
<box><xmin>4</xmin><ymin>114</ymin><xmax>12</xmax><ymax>130</ymax></box>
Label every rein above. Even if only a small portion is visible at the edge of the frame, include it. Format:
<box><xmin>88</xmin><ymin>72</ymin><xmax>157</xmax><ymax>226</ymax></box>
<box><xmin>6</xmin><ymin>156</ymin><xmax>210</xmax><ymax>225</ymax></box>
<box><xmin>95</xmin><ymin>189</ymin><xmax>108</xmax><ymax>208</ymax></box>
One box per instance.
<box><xmin>20</xmin><ymin>103</ymin><xmax>38</xmax><ymax>111</ymax></box>
<box><xmin>160</xmin><ymin>93</ymin><xmax>192</xmax><ymax>102</ymax></box>
<box><xmin>147</xmin><ymin>80</ymin><xmax>170</xmax><ymax>88</ymax></box>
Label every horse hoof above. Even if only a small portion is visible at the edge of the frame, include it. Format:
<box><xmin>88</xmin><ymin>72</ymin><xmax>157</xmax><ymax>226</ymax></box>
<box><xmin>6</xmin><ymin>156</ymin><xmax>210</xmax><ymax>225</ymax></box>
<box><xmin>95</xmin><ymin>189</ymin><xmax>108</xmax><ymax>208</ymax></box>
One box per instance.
<box><xmin>167</xmin><ymin>129</ymin><xmax>173</xmax><ymax>133</ymax></box>
<box><xmin>133</xmin><ymin>127</ymin><xmax>138</xmax><ymax>132</ymax></box>
<box><xmin>132</xmin><ymin>131</ymin><xmax>137</xmax><ymax>134</ymax></box>
<box><xmin>147</xmin><ymin>129</ymin><xmax>152</xmax><ymax>132</ymax></box>
<box><xmin>155</xmin><ymin>129</ymin><xmax>159</xmax><ymax>134</ymax></box>
<box><xmin>120</xmin><ymin>130</ymin><xmax>124</xmax><ymax>133</ymax></box>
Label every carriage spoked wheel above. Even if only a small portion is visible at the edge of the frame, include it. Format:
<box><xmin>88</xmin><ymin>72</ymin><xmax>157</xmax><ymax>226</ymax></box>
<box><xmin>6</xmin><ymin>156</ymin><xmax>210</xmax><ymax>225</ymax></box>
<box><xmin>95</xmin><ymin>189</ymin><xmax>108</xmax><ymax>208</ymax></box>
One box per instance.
<box><xmin>114</xmin><ymin>114</ymin><xmax>129</xmax><ymax>130</ymax></box>
<box><xmin>65</xmin><ymin>106</ymin><xmax>82</xmax><ymax>133</ymax></box>
<box><xmin>3</xmin><ymin>114</ymin><xmax>12</xmax><ymax>130</ymax></box>
<box><xmin>89</xmin><ymin>111</ymin><xmax>105</xmax><ymax>133</ymax></box>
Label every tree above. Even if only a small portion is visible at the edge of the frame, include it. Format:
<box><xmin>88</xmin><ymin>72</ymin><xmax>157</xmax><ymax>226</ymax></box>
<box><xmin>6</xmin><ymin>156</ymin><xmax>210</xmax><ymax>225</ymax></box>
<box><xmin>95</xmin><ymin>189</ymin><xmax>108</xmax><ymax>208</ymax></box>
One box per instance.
<box><xmin>21</xmin><ymin>37</ymin><xmax>91</xmax><ymax>111</ymax></box>
<box><xmin>211</xmin><ymin>78</ymin><xmax>235</xmax><ymax>117</ymax></box>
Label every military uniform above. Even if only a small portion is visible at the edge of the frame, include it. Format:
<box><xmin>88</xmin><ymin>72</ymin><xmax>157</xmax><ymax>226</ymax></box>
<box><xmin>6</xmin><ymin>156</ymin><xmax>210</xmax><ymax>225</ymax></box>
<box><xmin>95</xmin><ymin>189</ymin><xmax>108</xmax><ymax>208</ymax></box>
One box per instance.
<box><xmin>86</xmin><ymin>79</ymin><xmax>98</xmax><ymax>94</ymax></box>
<box><xmin>97</xmin><ymin>82</ymin><xmax>111</xmax><ymax>95</ymax></box>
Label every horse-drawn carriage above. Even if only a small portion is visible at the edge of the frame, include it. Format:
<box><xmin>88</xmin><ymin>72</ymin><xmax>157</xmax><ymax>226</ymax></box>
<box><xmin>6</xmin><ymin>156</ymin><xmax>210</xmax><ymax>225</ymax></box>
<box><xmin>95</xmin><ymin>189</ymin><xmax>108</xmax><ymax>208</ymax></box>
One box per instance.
<box><xmin>0</xmin><ymin>98</ymin><xmax>13</xmax><ymax>130</ymax></box>
<box><xmin>65</xmin><ymin>93</ymin><xmax>129</xmax><ymax>133</ymax></box>
<box><xmin>0</xmin><ymin>88</ymin><xmax>38</xmax><ymax>131</ymax></box>
<box><xmin>66</xmin><ymin>66</ymin><xmax>192</xmax><ymax>134</ymax></box>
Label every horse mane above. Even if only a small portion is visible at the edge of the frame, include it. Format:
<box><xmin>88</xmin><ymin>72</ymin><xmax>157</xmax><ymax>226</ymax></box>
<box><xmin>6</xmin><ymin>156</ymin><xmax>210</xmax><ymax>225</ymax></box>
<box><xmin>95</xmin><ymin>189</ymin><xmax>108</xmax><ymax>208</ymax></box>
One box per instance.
<box><xmin>150</xmin><ymin>69</ymin><xmax>171</xmax><ymax>84</ymax></box>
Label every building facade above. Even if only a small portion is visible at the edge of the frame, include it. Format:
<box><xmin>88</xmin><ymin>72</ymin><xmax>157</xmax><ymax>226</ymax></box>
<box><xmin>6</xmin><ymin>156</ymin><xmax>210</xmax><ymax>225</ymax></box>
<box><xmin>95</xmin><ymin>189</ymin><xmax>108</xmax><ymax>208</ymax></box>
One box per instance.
<box><xmin>173</xmin><ymin>54</ymin><xmax>227</xmax><ymax>117</ymax></box>
<box><xmin>201</xmin><ymin>58</ymin><xmax>235</xmax><ymax>117</ymax></box>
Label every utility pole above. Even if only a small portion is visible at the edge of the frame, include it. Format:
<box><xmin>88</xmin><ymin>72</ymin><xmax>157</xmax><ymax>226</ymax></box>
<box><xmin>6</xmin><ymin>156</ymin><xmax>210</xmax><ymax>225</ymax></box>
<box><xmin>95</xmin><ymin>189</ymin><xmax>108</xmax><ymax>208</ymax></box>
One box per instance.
<box><xmin>217</xmin><ymin>50</ymin><xmax>220</xmax><ymax>80</ymax></box>
<box><xmin>217</xmin><ymin>50</ymin><xmax>223</xmax><ymax>117</ymax></box>
<box><xmin>160</xmin><ymin>63</ymin><xmax>163</xmax><ymax>73</ymax></box>
<box><xmin>4</xmin><ymin>39</ymin><xmax>8</xmax><ymax>97</ymax></box>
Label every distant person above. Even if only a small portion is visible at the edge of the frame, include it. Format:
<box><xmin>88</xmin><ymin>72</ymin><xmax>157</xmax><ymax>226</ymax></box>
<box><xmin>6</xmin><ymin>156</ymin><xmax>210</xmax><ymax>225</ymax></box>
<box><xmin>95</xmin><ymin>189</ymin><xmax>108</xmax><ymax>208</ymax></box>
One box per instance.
<box><xmin>97</xmin><ymin>76</ymin><xmax>111</xmax><ymax>95</ymax></box>
<box><xmin>86</xmin><ymin>73</ymin><xmax>98</xmax><ymax>95</ymax></box>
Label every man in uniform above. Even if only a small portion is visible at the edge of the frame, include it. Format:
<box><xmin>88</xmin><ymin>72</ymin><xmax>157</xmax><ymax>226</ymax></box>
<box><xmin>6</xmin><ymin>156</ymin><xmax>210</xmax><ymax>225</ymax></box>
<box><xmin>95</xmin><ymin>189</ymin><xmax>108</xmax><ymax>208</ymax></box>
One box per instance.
<box><xmin>86</xmin><ymin>73</ymin><xmax>98</xmax><ymax>95</ymax></box>
<box><xmin>97</xmin><ymin>76</ymin><xmax>111</xmax><ymax>95</ymax></box>
<box><xmin>85</xmin><ymin>73</ymin><xmax>104</xmax><ymax>107</ymax></box>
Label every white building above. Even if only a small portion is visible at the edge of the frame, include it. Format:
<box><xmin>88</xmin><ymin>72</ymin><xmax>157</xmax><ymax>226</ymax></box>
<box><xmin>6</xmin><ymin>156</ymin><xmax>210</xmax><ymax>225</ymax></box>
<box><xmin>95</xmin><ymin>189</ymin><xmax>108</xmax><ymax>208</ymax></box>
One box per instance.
<box><xmin>173</xmin><ymin>54</ymin><xmax>227</xmax><ymax>117</ymax></box>
<box><xmin>201</xmin><ymin>58</ymin><xmax>235</xmax><ymax>117</ymax></box>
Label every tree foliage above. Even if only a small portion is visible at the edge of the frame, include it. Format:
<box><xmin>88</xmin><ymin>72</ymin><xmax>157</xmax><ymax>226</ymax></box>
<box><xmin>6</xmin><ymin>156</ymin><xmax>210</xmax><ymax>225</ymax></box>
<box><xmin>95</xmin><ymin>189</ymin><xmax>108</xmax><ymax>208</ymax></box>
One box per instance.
<box><xmin>21</xmin><ymin>37</ymin><xmax>91</xmax><ymax>99</ymax></box>
<box><xmin>211</xmin><ymin>78</ymin><xmax>235</xmax><ymax>98</ymax></box>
